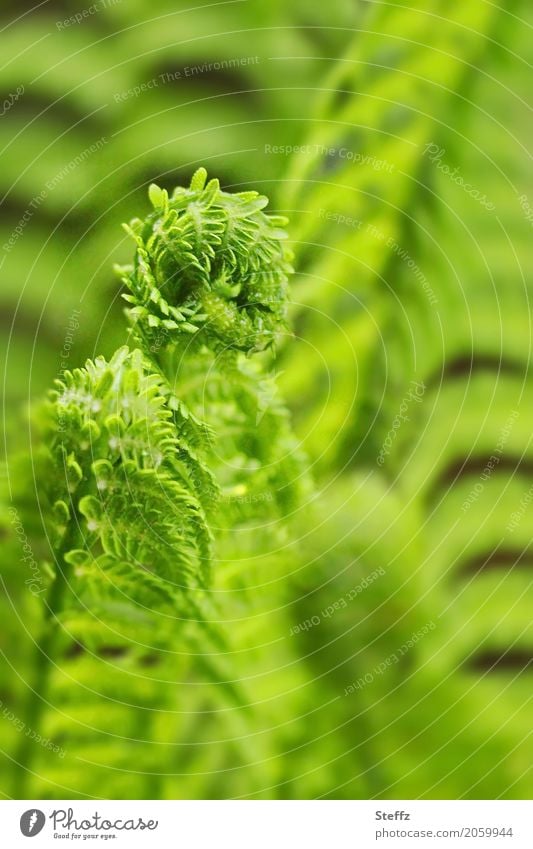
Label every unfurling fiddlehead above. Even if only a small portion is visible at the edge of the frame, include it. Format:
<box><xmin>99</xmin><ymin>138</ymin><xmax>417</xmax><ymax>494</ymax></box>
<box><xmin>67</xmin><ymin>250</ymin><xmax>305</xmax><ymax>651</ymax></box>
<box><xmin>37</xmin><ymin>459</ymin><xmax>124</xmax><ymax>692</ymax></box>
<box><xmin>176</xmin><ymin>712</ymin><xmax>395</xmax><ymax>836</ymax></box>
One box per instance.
<box><xmin>39</xmin><ymin>167</ymin><xmax>301</xmax><ymax>615</ymax></box>
<box><xmin>48</xmin><ymin>346</ymin><xmax>213</xmax><ymax>599</ymax></box>
<box><xmin>119</xmin><ymin>166</ymin><xmax>292</xmax><ymax>356</ymax></box>
<box><xmin>117</xmin><ymin>166</ymin><xmax>305</xmax><ymax>522</ymax></box>
<box><xmin>14</xmin><ymin>170</ymin><xmax>304</xmax><ymax>796</ymax></box>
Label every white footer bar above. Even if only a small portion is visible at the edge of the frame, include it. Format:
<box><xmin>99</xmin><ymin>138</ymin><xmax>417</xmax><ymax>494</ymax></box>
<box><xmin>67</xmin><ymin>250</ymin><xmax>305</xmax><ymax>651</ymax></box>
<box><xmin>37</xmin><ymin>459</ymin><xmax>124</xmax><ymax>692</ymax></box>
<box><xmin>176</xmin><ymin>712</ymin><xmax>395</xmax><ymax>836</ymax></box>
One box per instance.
<box><xmin>1</xmin><ymin>800</ymin><xmax>532</xmax><ymax>848</ymax></box>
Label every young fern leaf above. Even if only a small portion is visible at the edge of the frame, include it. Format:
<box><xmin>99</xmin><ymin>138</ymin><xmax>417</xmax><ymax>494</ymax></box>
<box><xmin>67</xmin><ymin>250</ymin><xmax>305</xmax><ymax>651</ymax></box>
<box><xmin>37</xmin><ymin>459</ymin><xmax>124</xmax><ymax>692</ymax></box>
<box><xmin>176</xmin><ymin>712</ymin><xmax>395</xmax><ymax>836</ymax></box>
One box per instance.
<box><xmin>14</xmin><ymin>169</ymin><xmax>305</xmax><ymax>798</ymax></box>
<box><xmin>119</xmin><ymin>166</ymin><xmax>292</xmax><ymax>356</ymax></box>
<box><xmin>118</xmin><ymin>168</ymin><xmax>307</xmax><ymax>524</ymax></box>
<box><xmin>36</xmin><ymin>169</ymin><xmax>303</xmax><ymax>616</ymax></box>
<box><xmin>46</xmin><ymin>345</ymin><xmax>214</xmax><ymax>601</ymax></box>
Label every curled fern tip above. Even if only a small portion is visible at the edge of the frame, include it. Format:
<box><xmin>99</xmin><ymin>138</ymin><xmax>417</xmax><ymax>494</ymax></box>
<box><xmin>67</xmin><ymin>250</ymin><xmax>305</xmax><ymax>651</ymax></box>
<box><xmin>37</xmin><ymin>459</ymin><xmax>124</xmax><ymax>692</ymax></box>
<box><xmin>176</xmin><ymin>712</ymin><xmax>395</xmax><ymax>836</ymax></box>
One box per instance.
<box><xmin>119</xmin><ymin>169</ymin><xmax>293</xmax><ymax>354</ymax></box>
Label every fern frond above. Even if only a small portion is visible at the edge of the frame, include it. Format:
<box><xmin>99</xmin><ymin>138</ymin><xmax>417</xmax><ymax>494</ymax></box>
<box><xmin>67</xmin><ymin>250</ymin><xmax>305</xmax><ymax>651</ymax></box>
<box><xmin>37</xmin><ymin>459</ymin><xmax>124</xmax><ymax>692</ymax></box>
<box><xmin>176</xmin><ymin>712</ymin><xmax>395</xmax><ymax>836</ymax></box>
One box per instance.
<box><xmin>9</xmin><ymin>167</ymin><xmax>308</xmax><ymax>800</ymax></box>
<box><xmin>117</xmin><ymin>175</ymin><xmax>309</xmax><ymax>528</ymax></box>
<box><xmin>119</xmin><ymin>167</ymin><xmax>293</xmax><ymax>356</ymax></box>
<box><xmin>44</xmin><ymin>345</ymin><xmax>214</xmax><ymax>594</ymax></box>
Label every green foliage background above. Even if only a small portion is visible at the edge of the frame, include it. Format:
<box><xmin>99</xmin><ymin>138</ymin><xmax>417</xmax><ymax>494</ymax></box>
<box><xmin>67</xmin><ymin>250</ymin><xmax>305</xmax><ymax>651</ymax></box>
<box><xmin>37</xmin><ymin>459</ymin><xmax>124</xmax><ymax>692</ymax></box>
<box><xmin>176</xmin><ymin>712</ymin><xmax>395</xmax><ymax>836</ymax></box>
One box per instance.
<box><xmin>0</xmin><ymin>0</ymin><xmax>531</xmax><ymax>799</ymax></box>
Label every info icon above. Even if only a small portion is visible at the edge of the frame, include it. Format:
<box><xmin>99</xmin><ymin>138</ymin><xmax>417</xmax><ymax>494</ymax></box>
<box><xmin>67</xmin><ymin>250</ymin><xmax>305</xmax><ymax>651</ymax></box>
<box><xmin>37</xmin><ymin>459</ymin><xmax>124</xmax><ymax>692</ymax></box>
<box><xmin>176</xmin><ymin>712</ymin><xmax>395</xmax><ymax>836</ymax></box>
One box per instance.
<box><xmin>20</xmin><ymin>810</ymin><xmax>46</xmax><ymax>837</ymax></box>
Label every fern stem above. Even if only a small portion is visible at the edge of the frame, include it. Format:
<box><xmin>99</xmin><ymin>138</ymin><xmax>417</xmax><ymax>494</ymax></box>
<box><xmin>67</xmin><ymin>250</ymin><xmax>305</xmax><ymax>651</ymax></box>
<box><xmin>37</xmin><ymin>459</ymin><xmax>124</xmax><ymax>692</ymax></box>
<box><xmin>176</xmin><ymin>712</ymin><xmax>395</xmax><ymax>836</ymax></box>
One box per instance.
<box><xmin>11</xmin><ymin>527</ymin><xmax>75</xmax><ymax>798</ymax></box>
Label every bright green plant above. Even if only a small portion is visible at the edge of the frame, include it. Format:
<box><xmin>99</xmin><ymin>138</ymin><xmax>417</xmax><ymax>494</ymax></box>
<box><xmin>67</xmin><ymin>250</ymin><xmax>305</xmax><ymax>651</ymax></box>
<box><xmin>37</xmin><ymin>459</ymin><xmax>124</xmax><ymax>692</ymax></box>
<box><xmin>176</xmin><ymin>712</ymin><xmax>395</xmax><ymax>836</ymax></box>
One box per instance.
<box><xmin>276</xmin><ymin>1</ymin><xmax>533</xmax><ymax>799</ymax></box>
<box><xmin>12</xmin><ymin>169</ymin><xmax>306</xmax><ymax>798</ymax></box>
<box><xmin>2</xmin><ymin>0</ymin><xmax>530</xmax><ymax>801</ymax></box>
